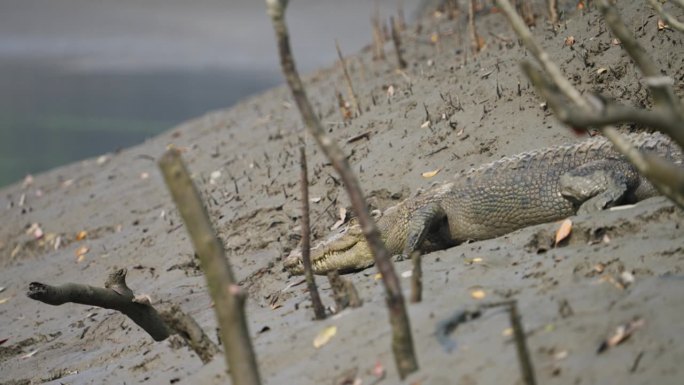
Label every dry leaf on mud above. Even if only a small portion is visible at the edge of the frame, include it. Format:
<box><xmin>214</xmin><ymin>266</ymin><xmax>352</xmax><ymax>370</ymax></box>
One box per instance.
<box><xmin>0</xmin><ymin>297</ymin><xmax>10</xmax><ymax>305</ymax></box>
<box><xmin>596</xmin><ymin>67</ymin><xmax>608</xmax><ymax>75</ymax></box>
<box><xmin>75</xmin><ymin>246</ymin><xmax>89</xmax><ymax>262</ymax></box>
<box><xmin>597</xmin><ymin>318</ymin><xmax>645</xmax><ymax>353</ymax></box>
<box><xmin>421</xmin><ymin>168</ymin><xmax>441</xmax><ymax>178</ymax></box>
<box><xmin>75</xmin><ymin>231</ymin><xmax>88</xmax><ymax>241</ymax></box>
<box><xmin>555</xmin><ymin>219</ymin><xmax>572</xmax><ymax>245</ymax></box>
<box><xmin>21</xmin><ymin>349</ymin><xmax>39</xmax><ymax>359</ymax></box>
<box><xmin>330</xmin><ymin>207</ymin><xmax>348</xmax><ymax>231</ymax></box>
<box><xmin>313</xmin><ymin>325</ymin><xmax>337</xmax><ymax>348</ymax></box>
<box><xmin>657</xmin><ymin>19</ymin><xmax>667</xmax><ymax>31</ymax></box>
<box><xmin>470</xmin><ymin>288</ymin><xmax>486</xmax><ymax>300</ymax></box>
<box><xmin>564</xmin><ymin>36</ymin><xmax>576</xmax><ymax>46</ymax></box>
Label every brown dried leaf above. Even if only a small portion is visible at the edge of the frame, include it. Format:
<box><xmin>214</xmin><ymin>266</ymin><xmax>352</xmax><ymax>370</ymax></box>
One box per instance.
<box><xmin>564</xmin><ymin>36</ymin><xmax>575</xmax><ymax>47</ymax></box>
<box><xmin>555</xmin><ymin>219</ymin><xmax>572</xmax><ymax>246</ymax></box>
<box><xmin>76</xmin><ymin>231</ymin><xmax>88</xmax><ymax>241</ymax></box>
<box><xmin>657</xmin><ymin>19</ymin><xmax>667</xmax><ymax>31</ymax></box>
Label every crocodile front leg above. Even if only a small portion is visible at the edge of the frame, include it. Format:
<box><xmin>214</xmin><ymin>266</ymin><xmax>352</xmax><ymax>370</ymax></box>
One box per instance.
<box><xmin>559</xmin><ymin>159</ymin><xmax>641</xmax><ymax>215</ymax></box>
<box><xmin>395</xmin><ymin>201</ymin><xmax>448</xmax><ymax>261</ymax></box>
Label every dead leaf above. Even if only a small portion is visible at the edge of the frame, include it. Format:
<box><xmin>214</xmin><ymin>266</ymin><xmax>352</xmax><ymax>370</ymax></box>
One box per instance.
<box><xmin>611</xmin><ymin>38</ymin><xmax>620</xmax><ymax>45</ymax></box>
<box><xmin>430</xmin><ymin>32</ymin><xmax>439</xmax><ymax>44</ymax></box>
<box><xmin>313</xmin><ymin>325</ymin><xmax>337</xmax><ymax>348</ymax></box>
<box><xmin>75</xmin><ymin>246</ymin><xmax>89</xmax><ymax>262</ymax></box>
<box><xmin>421</xmin><ymin>168</ymin><xmax>441</xmax><ymax>178</ymax></box>
<box><xmin>555</xmin><ymin>219</ymin><xmax>572</xmax><ymax>245</ymax></box>
<box><xmin>387</xmin><ymin>85</ymin><xmax>395</xmax><ymax>98</ymax></box>
<box><xmin>0</xmin><ymin>297</ymin><xmax>9</xmax><ymax>305</ymax></box>
<box><xmin>330</xmin><ymin>207</ymin><xmax>348</xmax><ymax>231</ymax></box>
<box><xmin>564</xmin><ymin>36</ymin><xmax>575</xmax><ymax>47</ymax></box>
<box><xmin>420</xmin><ymin>120</ymin><xmax>431</xmax><ymax>128</ymax></box>
<box><xmin>598</xmin><ymin>318</ymin><xmax>645</xmax><ymax>353</ymax></box>
<box><xmin>596</xmin><ymin>67</ymin><xmax>608</xmax><ymax>75</ymax></box>
<box><xmin>657</xmin><ymin>19</ymin><xmax>667</xmax><ymax>31</ymax></box>
<box><xmin>76</xmin><ymin>231</ymin><xmax>88</xmax><ymax>241</ymax></box>
<box><xmin>310</xmin><ymin>197</ymin><xmax>322</xmax><ymax>203</ymax></box>
<box><xmin>470</xmin><ymin>287</ymin><xmax>486</xmax><ymax>300</ymax></box>
<box><xmin>20</xmin><ymin>349</ymin><xmax>39</xmax><ymax>359</ymax></box>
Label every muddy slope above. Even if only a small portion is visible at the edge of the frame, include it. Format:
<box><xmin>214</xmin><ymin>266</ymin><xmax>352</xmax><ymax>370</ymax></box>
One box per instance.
<box><xmin>1</xmin><ymin>2</ymin><xmax>683</xmax><ymax>384</ymax></box>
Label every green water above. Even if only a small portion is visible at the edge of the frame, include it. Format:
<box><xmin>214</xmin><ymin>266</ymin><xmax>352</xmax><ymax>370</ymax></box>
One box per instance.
<box><xmin>0</xmin><ymin>62</ymin><xmax>281</xmax><ymax>187</ymax></box>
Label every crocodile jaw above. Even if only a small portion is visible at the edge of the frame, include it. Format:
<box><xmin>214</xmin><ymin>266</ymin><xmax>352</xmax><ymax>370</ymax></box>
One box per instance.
<box><xmin>284</xmin><ymin>226</ymin><xmax>375</xmax><ymax>275</ymax></box>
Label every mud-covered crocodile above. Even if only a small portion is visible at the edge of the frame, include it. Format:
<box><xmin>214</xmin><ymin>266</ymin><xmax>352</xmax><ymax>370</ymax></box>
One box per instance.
<box><xmin>284</xmin><ymin>132</ymin><xmax>682</xmax><ymax>275</ymax></box>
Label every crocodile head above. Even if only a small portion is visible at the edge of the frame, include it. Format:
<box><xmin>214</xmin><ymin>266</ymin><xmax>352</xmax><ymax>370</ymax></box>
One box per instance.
<box><xmin>284</xmin><ymin>219</ymin><xmax>376</xmax><ymax>275</ymax></box>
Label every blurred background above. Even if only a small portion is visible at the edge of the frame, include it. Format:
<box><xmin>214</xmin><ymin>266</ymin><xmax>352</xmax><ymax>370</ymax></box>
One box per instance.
<box><xmin>0</xmin><ymin>0</ymin><xmax>422</xmax><ymax>188</ymax></box>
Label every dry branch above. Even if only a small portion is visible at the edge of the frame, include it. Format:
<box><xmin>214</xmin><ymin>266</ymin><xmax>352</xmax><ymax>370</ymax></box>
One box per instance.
<box><xmin>266</xmin><ymin>0</ymin><xmax>418</xmax><ymax>378</ymax></box>
<box><xmin>327</xmin><ymin>270</ymin><xmax>362</xmax><ymax>311</ymax></box>
<box><xmin>159</xmin><ymin>303</ymin><xmax>221</xmax><ymax>364</ymax></box>
<box><xmin>335</xmin><ymin>41</ymin><xmax>362</xmax><ymax>117</ymax></box>
<box><xmin>159</xmin><ymin>149</ymin><xmax>261</xmax><ymax>385</ymax></box>
<box><xmin>299</xmin><ymin>146</ymin><xmax>326</xmax><ymax>320</ymax></box>
<box><xmin>27</xmin><ymin>268</ymin><xmax>170</xmax><ymax>341</ymax></box>
<box><xmin>496</xmin><ymin>0</ymin><xmax>684</xmax><ymax>209</ymax></box>
<box><xmin>647</xmin><ymin>0</ymin><xmax>684</xmax><ymax>33</ymax></box>
<box><xmin>390</xmin><ymin>16</ymin><xmax>408</xmax><ymax>69</ymax></box>
<box><xmin>468</xmin><ymin>0</ymin><xmax>483</xmax><ymax>54</ymax></box>
<box><xmin>547</xmin><ymin>0</ymin><xmax>559</xmax><ymax>25</ymax></box>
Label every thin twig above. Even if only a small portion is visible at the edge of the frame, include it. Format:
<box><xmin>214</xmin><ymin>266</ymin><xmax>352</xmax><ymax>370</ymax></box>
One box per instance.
<box><xmin>159</xmin><ymin>149</ymin><xmax>261</xmax><ymax>385</ymax></box>
<box><xmin>547</xmin><ymin>0</ymin><xmax>559</xmax><ymax>25</ymax></box>
<box><xmin>497</xmin><ymin>0</ymin><xmax>684</xmax><ymax>209</ymax></box>
<box><xmin>390</xmin><ymin>16</ymin><xmax>408</xmax><ymax>69</ymax></box>
<box><xmin>336</xmin><ymin>41</ymin><xmax>362</xmax><ymax>117</ymax></box>
<box><xmin>647</xmin><ymin>0</ymin><xmax>684</xmax><ymax>32</ymax></box>
<box><xmin>266</xmin><ymin>0</ymin><xmax>418</xmax><ymax>378</ymax></box>
<box><xmin>468</xmin><ymin>0</ymin><xmax>483</xmax><ymax>54</ymax></box>
<box><xmin>300</xmin><ymin>146</ymin><xmax>326</xmax><ymax>320</ymax></box>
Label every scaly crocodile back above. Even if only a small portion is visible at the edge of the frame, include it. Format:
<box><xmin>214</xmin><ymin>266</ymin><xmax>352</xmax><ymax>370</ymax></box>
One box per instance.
<box><xmin>380</xmin><ymin>132</ymin><xmax>681</xmax><ymax>246</ymax></box>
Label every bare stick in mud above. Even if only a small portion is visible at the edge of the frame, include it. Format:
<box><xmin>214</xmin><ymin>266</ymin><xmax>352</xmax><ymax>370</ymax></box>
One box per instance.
<box><xmin>390</xmin><ymin>16</ymin><xmax>408</xmax><ymax>69</ymax></box>
<box><xmin>327</xmin><ymin>270</ymin><xmax>362</xmax><ymax>311</ymax></box>
<box><xmin>496</xmin><ymin>0</ymin><xmax>684</xmax><ymax>209</ymax></box>
<box><xmin>27</xmin><ymin>268</ymin><xmax>170</xmax><ymax>341</ymax></box>
<box><xmin>335</xmin><ymin>41</ymin><xmax>362</xmax><ymax>117</ymax></box>
<box><xmin>159</xmin><ymin>303</ymin><xmax>221</xmax><ymax>364</ymax></box>
<box><xmin>371</xmin><ymin>6</ymin><xmax>386</xmax><ymax>61</ymax></box>
<box><xmin>468</xmin><ymin>0</ymin><xmax>482</xmax><ymax>54</ymax></box>
<box><xmin>508</xmin><ymin>300</ymin><xmax>537</xmax><ymax>385</ymax></box>
<box><xmin>410</xmin><ymin>251</ymin><xmax>422</xmax><ymax>303</ymax></box>
<box><xmin>547</xmin><ymin>0</ymin><xmax>559</xmax><ymax>25</ymax></box>
<box><xmin>159</xmin><ymin>149</ymin><xmax>261</xmax><ymax>385</ymax></box>
<box><xmin>266</xmin><ymin>0</ymin><xmax>418</xmax><ymax>378</ymax></box>
<box><xmin>299</xmin><ymin>146</ymin><xmax>326</xmax><ymax>320</ymax></box>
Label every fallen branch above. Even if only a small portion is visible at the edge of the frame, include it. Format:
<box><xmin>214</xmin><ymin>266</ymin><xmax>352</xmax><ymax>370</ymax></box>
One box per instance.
<box><xmin>300</xmin><ymin>146</ymin><xmax>326</xmax><ymax>320</ymax></box>
<box><xmin>159</xmin><ymin>149</ymin><xmax>261</xmax><ymax>385</ymax></box>
<box><xmin>27</xmin><ymin>268</ymin><xmax>170</xmax><ymax>342</ymax></box>
<box><xmin>159</xmin><ymin>304</ymin><xmax>221</xmax><ymax>363</ymax></box>
<box><xmin>266</xmin><ymin>0</ymin><xmax>418</xmax><ymax>378</ymax></box>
